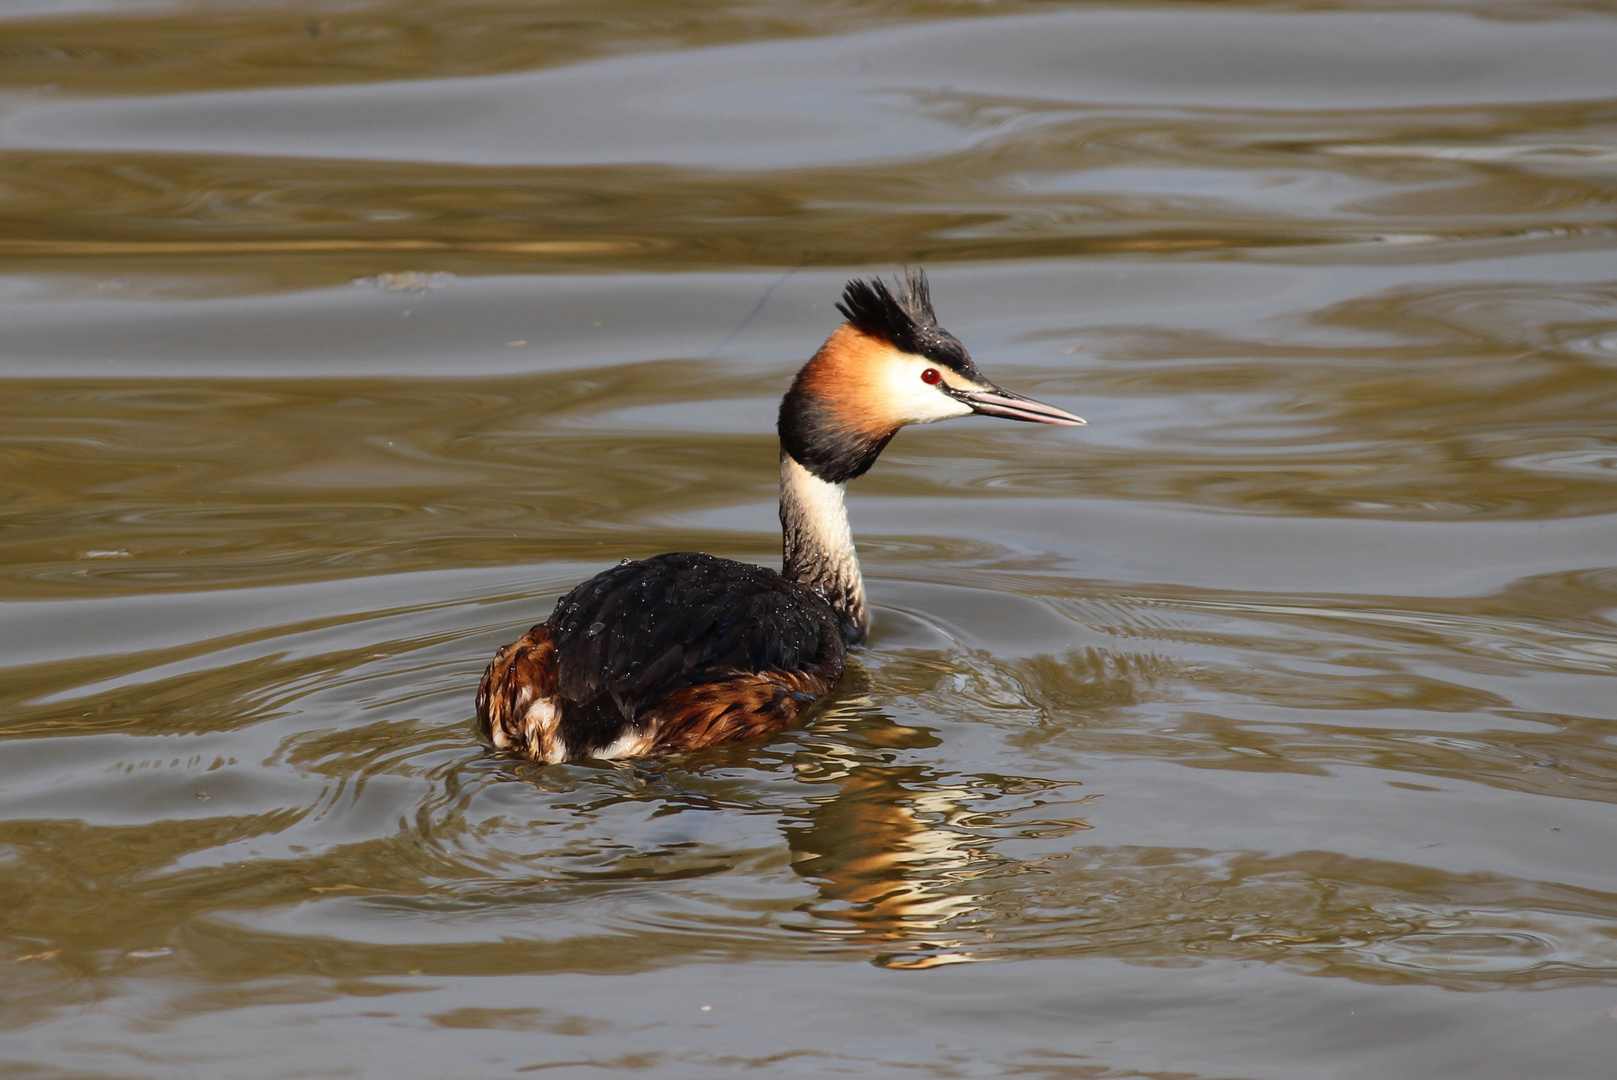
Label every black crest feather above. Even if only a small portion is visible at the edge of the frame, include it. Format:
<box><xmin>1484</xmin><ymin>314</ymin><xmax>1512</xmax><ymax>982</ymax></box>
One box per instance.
<box><xmin>835</xmin><ymin>269</ymin><xmax>974</xmax><ymax>374</ymax></box>
<box><xmin>836</xmin><ymin>269</ymin><xmax>936</xmax><ymax>355</ymax></box>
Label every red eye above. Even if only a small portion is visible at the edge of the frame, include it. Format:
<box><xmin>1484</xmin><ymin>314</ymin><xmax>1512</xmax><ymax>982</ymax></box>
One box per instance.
<box><xmin>921</xmin><ymin>368</ymin><xmax>942</xmax><ymax>385</ymax></box>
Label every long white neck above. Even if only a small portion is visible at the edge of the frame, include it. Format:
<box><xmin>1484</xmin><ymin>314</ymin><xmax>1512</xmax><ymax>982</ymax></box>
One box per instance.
<box><xmin>780</xmin><ymin>451</ymin><xmax>867</xmax><ymax>643</ymax></box>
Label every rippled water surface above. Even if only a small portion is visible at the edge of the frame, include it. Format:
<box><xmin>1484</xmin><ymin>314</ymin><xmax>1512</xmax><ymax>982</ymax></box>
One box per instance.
<box><xmin>4</xmin><ymin>1</ymin><xmax>1617</xmax><ymax>1076</ymax></box>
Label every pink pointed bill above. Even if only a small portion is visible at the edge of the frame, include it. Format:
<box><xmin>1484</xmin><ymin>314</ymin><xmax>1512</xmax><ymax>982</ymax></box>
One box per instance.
<box><xmin>961</xmin><ymin>384</ymin><xmax>1086</xmax><ymax>426</ymax></box>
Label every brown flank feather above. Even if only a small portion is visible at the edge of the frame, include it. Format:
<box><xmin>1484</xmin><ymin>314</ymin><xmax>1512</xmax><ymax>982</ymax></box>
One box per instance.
<box><xmin>649</xmin><ymin>668</ymin><xmax>838</xmax><ymax>754</ymax></box>
<box><xmin>477</xmin><ymin>626</ymin><xmax>837</xmax><ymax>760</ymax></box>
<box><xmin>475</xmin><ymin>624</ymin><xmax>560</xmax><ymax>758</ymax></box>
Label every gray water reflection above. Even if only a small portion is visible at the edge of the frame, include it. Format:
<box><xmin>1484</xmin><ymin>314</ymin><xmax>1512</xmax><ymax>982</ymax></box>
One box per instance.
<box><xmin>4</xmin><ymin>1</ymin><xmax>1617</xmax><ymax>1077</ymax></box>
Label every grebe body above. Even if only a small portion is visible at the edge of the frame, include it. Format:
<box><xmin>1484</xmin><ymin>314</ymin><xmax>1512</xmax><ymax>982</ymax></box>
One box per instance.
<box><xmin>476</xmin><ymin>271</ymin><xmax>1083</xmax><ymax>763</ymax></box>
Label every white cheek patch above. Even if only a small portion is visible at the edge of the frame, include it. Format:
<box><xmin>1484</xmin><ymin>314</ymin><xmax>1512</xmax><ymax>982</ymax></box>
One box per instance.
<box><xmin>882</xmin><ymin>354</ymin><xmax>974</xmax><ymax>425</ymax></box>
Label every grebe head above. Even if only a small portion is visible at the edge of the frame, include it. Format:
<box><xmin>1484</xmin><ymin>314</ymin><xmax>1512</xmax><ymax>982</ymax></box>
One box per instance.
<box><xmin>778</xmin><ymin>269</ymin><xmax>1085</xmax><ymax>483</ymax></box>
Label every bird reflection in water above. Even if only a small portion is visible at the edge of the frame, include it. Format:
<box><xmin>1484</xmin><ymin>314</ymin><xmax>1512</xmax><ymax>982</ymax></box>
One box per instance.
<box><xmin>780</xmin><ymin>675</ymin><xmax>1094</xmax><ymax>970</ymax></box>
<box><xmin>493</xmin><ymin>664</ymin><xmax>1097</xmax><ymax>970</ymax></box>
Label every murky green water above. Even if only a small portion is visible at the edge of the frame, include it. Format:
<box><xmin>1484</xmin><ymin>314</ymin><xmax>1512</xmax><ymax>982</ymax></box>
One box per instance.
<box><xmin>3</xmin><ymin>1</ymin><xmax>1617</xmax><ymax>1076</ymax></box>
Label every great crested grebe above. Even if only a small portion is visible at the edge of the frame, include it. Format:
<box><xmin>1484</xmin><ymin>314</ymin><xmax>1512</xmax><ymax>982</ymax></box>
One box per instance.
<box><xmin>476</xmin><ymin>270</ymin><xmax>1083</xmax><ymax>763</ymax></box>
